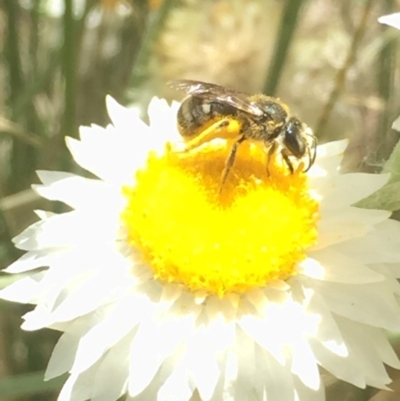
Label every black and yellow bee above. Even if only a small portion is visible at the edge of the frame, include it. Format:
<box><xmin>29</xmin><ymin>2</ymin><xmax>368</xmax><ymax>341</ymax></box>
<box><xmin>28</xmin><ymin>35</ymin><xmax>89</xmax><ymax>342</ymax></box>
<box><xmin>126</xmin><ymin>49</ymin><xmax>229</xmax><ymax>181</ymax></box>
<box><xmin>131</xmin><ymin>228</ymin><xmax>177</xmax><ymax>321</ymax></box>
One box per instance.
<box><xmin>168</xmin><ymin>80</ymin><xmax>317</xmax><ymax>188</ymax></box>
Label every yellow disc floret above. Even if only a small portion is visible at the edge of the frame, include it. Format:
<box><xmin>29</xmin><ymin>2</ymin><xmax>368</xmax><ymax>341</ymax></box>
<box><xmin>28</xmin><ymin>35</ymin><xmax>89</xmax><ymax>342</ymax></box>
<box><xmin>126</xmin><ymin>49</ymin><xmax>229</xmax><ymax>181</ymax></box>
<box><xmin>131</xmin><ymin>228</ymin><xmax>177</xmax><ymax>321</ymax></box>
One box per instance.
<box><xmin>121</xmin><ymin>140</ymin><xmax>319</xmax><ymax>296</ymax></box>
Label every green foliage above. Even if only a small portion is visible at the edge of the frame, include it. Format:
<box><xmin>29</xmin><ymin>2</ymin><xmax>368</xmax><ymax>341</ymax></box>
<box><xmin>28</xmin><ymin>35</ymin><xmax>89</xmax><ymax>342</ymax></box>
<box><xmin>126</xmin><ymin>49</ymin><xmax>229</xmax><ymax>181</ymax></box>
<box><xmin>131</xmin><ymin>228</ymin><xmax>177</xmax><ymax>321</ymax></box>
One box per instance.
<box><xmin>0</xmin><ymin>372</ymin><xmax>66</xmax><ymax>397</ymax></box>
<box><xmin>356</xmin><ymin>124</ymin><xmax>400</xmax><ymax>211</ymax></box>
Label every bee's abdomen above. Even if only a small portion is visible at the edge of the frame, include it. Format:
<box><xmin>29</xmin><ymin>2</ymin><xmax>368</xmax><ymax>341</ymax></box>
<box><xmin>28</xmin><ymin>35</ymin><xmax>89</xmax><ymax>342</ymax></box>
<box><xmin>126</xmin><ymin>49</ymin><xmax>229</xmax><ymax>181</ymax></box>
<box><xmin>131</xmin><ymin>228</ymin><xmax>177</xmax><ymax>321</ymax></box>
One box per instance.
<box><xmin>177</xmin><ymin>96</ymin><xmax>237</xmax><ymax>138</ymax></box>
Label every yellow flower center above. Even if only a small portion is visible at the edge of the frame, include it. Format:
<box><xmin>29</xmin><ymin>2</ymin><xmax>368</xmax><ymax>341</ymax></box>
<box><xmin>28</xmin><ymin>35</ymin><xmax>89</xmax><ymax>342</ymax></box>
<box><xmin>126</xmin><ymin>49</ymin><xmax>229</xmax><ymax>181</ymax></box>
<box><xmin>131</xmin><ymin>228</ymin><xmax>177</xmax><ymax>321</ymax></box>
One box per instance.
<box><xmin>121</xmin><ymin>140</ymin><xmax>319</xmax><ymax>296</ymax></box>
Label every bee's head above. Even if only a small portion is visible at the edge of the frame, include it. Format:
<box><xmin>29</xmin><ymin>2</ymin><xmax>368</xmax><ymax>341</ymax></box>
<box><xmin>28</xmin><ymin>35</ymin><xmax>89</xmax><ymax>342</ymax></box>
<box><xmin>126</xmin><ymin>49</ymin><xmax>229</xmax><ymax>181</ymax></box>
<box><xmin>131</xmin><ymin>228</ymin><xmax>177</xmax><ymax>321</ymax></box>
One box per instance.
<box><xmin>283</xmin><ymin>117</ymin><xmax>306</xmax><ymax>158</ymax></box>
<box><xmin>283</xmin><ymin>117</ymin><xmax>317</xmax><ymax>171</ymax></box>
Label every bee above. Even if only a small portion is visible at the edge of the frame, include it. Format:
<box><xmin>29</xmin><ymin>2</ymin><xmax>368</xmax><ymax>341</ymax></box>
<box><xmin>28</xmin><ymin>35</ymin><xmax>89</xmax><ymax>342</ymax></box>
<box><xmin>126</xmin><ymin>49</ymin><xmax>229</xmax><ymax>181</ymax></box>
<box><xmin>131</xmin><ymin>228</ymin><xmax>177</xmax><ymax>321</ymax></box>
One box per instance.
<box><xmin>168</xmin><ymin>79</ymin><xmax>317</xmax><ymax>188</ymax></box>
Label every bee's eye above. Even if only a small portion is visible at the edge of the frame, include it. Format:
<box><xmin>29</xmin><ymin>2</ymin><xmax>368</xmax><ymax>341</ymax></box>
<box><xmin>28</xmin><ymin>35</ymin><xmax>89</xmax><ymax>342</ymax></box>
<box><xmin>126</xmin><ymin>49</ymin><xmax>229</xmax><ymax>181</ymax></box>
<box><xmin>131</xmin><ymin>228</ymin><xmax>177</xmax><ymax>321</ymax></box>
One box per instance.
<box><xmin>283</xmin><ymin>120</ymin><xmax>305</xmax><ymax>158</ymax></box>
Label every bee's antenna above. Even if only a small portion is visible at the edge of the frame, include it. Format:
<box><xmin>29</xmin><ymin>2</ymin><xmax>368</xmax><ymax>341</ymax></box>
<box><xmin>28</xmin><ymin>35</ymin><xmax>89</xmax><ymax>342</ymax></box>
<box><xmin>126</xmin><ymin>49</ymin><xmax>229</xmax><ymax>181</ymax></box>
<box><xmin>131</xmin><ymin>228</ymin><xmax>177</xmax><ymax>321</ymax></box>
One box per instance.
<box><xmin>304</xmin><ymin>132</ymin><xmax>317</xmax><ymax>172</ymax></box>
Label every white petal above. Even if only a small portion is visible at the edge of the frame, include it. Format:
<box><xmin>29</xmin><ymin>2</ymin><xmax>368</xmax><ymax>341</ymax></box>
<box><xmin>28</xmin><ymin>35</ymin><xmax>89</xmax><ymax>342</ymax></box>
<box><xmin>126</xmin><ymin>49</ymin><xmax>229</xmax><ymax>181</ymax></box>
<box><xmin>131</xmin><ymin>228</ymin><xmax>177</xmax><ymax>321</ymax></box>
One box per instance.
<box><xmin>316</xmin><ymin>140</ymin><xmax>348</xmax><ymax>159</ymax></box>
<box><xmin>378</xmin><ymin>13</ymin><xmax>400</xmax><ymax>29</ymax></box>
<box><xmin>238</xmin><ymin>308</ymin><xmax>285</xmax><ymax>364</ymax></box>
<box><xmin>106</xmin><ymin>95</ymin><xmax>145</xmax><ymax>133</ymax></box>
<box><xmin>205</xmin><ymin>297</ymin><xmax>236</xmax><ymax>350</ymax></box>
<box><xmin>12</xmin><ymin>210</ymin><xmax>119</xmax><ymax>251</ymax></box>
<box><xmin>309</xmin><ymin>337</ymin><xmax>366</xmax><ymax>388</ymax></box>
<box><xmin>128</xmin><ymin>310</ymin><xmax>194</xmax><ymax>397</ymax></box>
<box><xmin>66</xmin><ymin>131</ymin><xmax>139</xmax><ymax>187</ymax></box>
<box><xmin>330</xmin><ymin>219</ymin><xmax>400</xmax><ymax>264</ymax></box>
<box><xmin>35</xmin><ymin>170</ymin><xmax>76</xmax><ymax>185</ymax></box>
<box><xmin>45</xmin><ymin>318</ymin><xmax>93</xmax><ymax>380</ymax></box>
<box><xmin>245</xmin><ymin>288</ymin><xmax>269</xmax><ymax>315</ymax></box>
<box><xmin>159</xmin><ymin>283</ymin><xmax>183</xmax><ymax>313</ymax></box>
<box><xmin>66</xmin><ymin>130</ymin><xmax>116</xmax><ymax>181</ymax></box>
<box><xmin>0</xmin><ymin>273</ymin><xmax>42</xmax><ymax>303</ymax></box>
<box><xmin>336</xmin><ymin>316</ymin><xmax>393</xmax><ymax>389</ymax></box>
<box><xmin>311</xmin><ymin>280</ymin><xmax>400</xmax><ymax>330</ymax></box>
<box><xmin>309</xmin><ymin>140</ymin><xmax>347</xmax><ymax>178</ymax></box>
<box><xmin>232</xmin><ymin>327</ymin><xmax>255</xmax><ymax>401</ymax></box>
<box><xmin>301</xmin><ymin>248</ymin><xmax>384</xmax><ymax>283</ymax></box>
<box><xmin>185</xmin><ymin>325</ymin><xmax>221</xmax><ymax>401</ymax></box>
<box><xmin>58</xmin><ymin>359</ymin><xmax>102</xmax><ymax>401</ymax></box>
<box><xmin>290</xmin><ymin>335</ymin><xmax>320</xmax><ymax>390</ymax></box>
<box><xmin>34</xmin><ymin>210</ymin><xmax>55</xmax><ymax>220</ymax></box>
<box><xmin>293</xmin><ymin>375</ymin><xmax>325</xmax><ymax>401</ymax></box>
<box><xmin>92</xmin><ymin>332</ymin><xmax>133</xmax><ymax>401</ymax></box>
<box><xmin>254</xmin><ymin>344</ymin><xmax>295</xmax><ymax>401</ymax></box>
<box><xmin>71</xmin><ymin>297</ymin><xmax>145</xmax><ymax>374</ymax></box>
<box><xmin>219</xmin><ymin>350</ymin><xmax>237</xmax><ymax>401</ymax></box>
<box><xmin>302</xmin><ymin>291</ymin><xmax>347</xmax><ymax>357</ymax></box>
<box><xmin>321</xmin><ymin>206</ymin><xmax>390</xmax><ymax>226</ymax></box>
<box><xmin>157</xmin><ymin>358</ymin><xmax>194</xmax><ymax>401</ymax></box>
<box><xmin>148</xmin><ymin>97</ymin><xmax>181</xmax><ymax>145</ymax></box>
<box><xmin>49</xmin><ymin>270</ymin><xmax>131</xmax><ymax>323</ymax></box>
<box><xmin>373</xmin><ymin>264</ymin><xmax>400</xmax><ymax>291</ymax></box>
<box><xmin>360</xmin><ymin>325</ymin><xmax>400</xmax><ymax>369</ymax></box>
<box><xmin>317</xmin><ymin>173</ymin><xmax>389</xmax><ymax>208</ymax></box>
<box><xmin>35</xmin><ymin>171</ymin><xmax>123</xmax><ymax>211</ymax></box>
<box><xmin>4</xmin><ymin>249</ymin><xmax>60</xmax><ymax>273</ymax></box>
<box><xmin>314</xmin><ymin>207</ymin><xmax>390</xmax><ymax>249</ymax></box>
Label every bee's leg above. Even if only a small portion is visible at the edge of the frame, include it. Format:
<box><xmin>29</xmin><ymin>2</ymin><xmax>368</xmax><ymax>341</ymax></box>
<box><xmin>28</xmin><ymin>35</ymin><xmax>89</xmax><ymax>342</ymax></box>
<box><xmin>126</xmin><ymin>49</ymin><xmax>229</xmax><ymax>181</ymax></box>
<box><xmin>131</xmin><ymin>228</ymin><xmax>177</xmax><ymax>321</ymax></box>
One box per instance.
<box><xmin>281</xmin><ymin>149</ymin><xmax>294</xmax><ymax>174</ymax></box>
<box><xmin>179</xmin><ymin>118</ymin><xmax>240</xmax><ymax>153</ymax></box>
<box><xmin>266</xmin><ymin>141</ymin><xmax>277</xmax><ymax>176</ymax></box>
<box><xmin>220</xmin><ymin>135</ymin><xmax>246</xmax><ymax>191</ymax></box>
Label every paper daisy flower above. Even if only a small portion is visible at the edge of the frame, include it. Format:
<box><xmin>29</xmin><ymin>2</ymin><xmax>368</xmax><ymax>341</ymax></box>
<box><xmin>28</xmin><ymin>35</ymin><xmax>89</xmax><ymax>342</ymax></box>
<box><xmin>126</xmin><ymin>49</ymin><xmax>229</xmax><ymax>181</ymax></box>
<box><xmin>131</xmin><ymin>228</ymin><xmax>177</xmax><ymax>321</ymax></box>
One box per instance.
<box><xmin>2</xmin><ymin>97</ymin><xmax>400</xmax><ymax>401</ymax></box>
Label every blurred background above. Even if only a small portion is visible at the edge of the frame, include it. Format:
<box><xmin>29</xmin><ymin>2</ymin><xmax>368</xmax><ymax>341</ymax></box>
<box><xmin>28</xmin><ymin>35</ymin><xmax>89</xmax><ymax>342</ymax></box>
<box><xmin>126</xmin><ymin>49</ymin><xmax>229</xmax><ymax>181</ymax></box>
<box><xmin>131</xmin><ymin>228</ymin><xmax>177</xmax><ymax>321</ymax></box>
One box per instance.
<box><xmin>1</xmin><ymin>0</ymin><xmax>400</xmax><ymax>400</ymax></box>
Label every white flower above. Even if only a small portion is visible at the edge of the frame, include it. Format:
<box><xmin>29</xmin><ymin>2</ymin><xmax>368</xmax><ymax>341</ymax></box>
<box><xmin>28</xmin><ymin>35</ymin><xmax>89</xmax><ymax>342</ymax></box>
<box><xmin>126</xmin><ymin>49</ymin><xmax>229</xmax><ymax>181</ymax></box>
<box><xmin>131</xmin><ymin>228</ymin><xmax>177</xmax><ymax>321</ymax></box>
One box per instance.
<box><xmin>1</xmin><ymin>97</ymin><xmax>400</xmax><ymax>401</ymax></box>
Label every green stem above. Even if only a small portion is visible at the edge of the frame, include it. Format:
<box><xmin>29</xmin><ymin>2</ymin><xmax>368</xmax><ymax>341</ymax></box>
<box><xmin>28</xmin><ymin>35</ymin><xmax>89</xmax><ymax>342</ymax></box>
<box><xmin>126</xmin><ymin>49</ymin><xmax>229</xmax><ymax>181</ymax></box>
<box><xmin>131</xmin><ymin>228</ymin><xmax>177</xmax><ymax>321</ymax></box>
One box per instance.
<box><xmin>4</xmin><ymin>0</ymin><xmax>23</xmax><ymax>105</ymax></box>
<box><xmin>377</xmin><ymin>0</ymin><xmax>398</xmax><ymax>160</ymax></box>
<box><xmin>62</xmin><ymin>0</ymin><xmax>77</xmax><ymax>140</ymax></box>
<box><xmin>29</xmin><ymin>0</ymin><xmax>40</xmax><ymax>77</ymax></box>
<box><xmin>314</xmin><ymin>0</ymin><xmax>374</xmax><ymax>140</ymax></box>
<box><xmin>4</xmin><ymin>0</ymin><xmax>36</xmax><ymax>193</ymax></box>
<box><xmin>128</xmin><ymin>0</ymin><xmax>178</xmax><ymax>101</ymax></box>
<box><xmin>263</xmin><ymin>0</ymin><xmax>306</xmax><ymax>96</ymax></box>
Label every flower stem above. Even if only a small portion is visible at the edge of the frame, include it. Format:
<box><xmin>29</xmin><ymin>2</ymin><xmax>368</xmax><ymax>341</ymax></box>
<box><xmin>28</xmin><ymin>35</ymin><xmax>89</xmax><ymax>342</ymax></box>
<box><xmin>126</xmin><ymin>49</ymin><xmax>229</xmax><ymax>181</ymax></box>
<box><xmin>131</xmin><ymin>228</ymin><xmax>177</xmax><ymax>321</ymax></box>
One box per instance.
<box><xmin>263</xmin><ymin>0</ymin><xmax>306</xmax><ymax>96</ymax></box>
<box><xmin>62</xmin><ymin>0</ymin><xmax>77</xmax><ymax>140</ymax></box>
<box><xmin>314</xmin><ymin>0</ymin><xmax>374</xmax><ymax>140</ymax></box>
<box><xmin>128</xmin><ymin>0</ymin><xmax>178</xmax><ymax>101</ymax></box>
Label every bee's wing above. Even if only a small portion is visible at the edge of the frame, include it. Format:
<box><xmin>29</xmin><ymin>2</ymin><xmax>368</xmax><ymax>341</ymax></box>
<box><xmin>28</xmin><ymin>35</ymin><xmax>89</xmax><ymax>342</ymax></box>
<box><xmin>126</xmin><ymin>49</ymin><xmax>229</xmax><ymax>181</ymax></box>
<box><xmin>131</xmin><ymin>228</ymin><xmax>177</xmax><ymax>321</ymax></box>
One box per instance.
<box><xmin>168</xmin><ymin>79</ymin><xmax>264</xmax><ymax>117</ymax></box>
